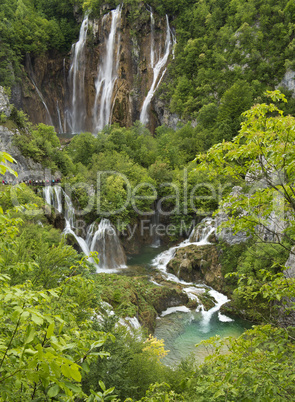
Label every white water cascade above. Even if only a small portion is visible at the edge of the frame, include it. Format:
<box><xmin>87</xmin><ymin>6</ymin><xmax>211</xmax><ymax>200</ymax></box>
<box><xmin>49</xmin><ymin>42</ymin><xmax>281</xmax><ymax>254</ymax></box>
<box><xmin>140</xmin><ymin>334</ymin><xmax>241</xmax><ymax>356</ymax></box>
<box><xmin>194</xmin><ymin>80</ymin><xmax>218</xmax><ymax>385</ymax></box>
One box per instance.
<box><xmin>152</xmin><ymin>217</ymin><xmax>216</xmax><ymax>276</ymax></box>
<box><xmin>151</xmin><ymin>207</ymin><xmax>161</xmax><ymax>248</ymax></box>
<box><xmin>93</xmin><ymin>5</ymin><xmax>122</xmax><ymax>133</ymax></box>
<box><xmin>152</xmin><ymin>218</ymin><xmax>234</xmax><ymax>328</ymax></box>
<box><xmin>90</xmin><ymin>219</ymin><xmax>126</xmax><ymax>269</ymax></box>
<box><xmin>56</xmin><ymin>101</ymin><xmax>63</xmax><ymax>134</ymax></box>
<box><xmin>66</xmin><ymin>14</ymin><xmax>89</xmax><ymax>133</ymax></box>
<box><xmin>140</xmin><ymin>14</ymin><xmax>173</xmax><ymax>126</ymax></box>
<box><xmin>31</xmin><ymin>78</ymin><xmax>54</xmax><ymax>126</ymax></box>
<box><xmin>43</xmin><ymin>186</ymin><xmax>126</xmax><ymax>271</ymax></box>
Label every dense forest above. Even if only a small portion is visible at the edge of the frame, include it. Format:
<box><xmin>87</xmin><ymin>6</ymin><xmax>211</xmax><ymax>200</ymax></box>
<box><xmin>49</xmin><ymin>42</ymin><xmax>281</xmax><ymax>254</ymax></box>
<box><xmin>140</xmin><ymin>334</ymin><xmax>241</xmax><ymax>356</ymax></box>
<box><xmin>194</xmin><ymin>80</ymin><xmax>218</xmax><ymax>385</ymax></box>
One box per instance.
<box><xmin>1</xmin><ymin>0</ymin><xmax>295</xmax><ymax>400</ymax></box>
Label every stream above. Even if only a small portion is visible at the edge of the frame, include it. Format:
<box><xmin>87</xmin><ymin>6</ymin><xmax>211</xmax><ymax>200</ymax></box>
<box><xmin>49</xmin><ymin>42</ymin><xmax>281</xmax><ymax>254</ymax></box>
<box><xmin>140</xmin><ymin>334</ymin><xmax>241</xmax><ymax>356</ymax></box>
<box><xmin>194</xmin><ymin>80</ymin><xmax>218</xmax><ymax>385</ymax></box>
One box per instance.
<box><xmin>126</xmin><ymin>246</ymin><xmax>252</xmax><ymax>366</ymax></box>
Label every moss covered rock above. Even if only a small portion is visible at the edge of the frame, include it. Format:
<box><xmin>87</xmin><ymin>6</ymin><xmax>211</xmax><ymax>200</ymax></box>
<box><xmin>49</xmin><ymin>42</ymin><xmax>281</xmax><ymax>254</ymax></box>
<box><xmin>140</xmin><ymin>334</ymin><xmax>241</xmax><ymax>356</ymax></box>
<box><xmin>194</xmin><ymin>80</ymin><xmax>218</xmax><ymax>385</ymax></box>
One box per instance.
<box><xmin>167</xmin><ymin>244</ymin><xmax>224</xmax><ymax>291</ymax></box>
<box><xmin>94</xmin><ymin>274</ymin><xmax>189</xmax><ymax>332</ymax></box>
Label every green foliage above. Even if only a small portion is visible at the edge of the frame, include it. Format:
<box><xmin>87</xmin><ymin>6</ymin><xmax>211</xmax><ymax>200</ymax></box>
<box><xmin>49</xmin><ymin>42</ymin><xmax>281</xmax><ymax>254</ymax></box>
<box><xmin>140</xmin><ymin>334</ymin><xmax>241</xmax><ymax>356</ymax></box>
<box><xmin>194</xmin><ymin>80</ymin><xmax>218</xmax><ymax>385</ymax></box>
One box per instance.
<box><xmin>183</xmin><ymin>324</ymin><xmax>295</xmax><ymax>401</ymax></box>
<box><xmin>13</xmin><ymin>122</ymin><xmax>75</xmax><ymax>174</ymax></box>
<box><xmin>0</xmin><ymin>201</ymin><xmax>113</xmax><ymax>400</ymax></box>
<box><xmin>196</xmin><ymin>91</ymin><xmax>295</xmax><ymax>242</ymax></box>
<box><xmin>0</xmin><ymin>151</ymin><xmax>17</xmax><ymax>177</ymax></box>
<box><xmin>164</xmin><ymin>0</ymin><xmax>295</xmax><ymax>143</ymax></box>
<box><xmin>0</xmin><ymin>0</ymin><xmax>81</xmax><ymax>86</ymax></box>
<box><xmin>82</xmin><ymin>321</ymin><xmax>173</xmax><ymax>401</ymax></box>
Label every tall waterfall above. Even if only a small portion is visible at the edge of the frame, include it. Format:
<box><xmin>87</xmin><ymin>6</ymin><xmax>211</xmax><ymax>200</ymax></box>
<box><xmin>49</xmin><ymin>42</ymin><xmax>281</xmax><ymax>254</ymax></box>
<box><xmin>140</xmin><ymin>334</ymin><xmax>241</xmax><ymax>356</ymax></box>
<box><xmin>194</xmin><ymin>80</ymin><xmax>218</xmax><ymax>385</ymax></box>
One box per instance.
<box><xmin>150</xmin><ymin>10</ymin><xmax>155</xmax><ymax>68</ymax></box>
<box><xmin>43</xmin><ymin>186</ymin><xmax>126</xmax><ymax>270</ymax></box>
<box><xmin>140</xmin><ymin>14</ymin><xmax>173</xmax><ymax>126</ymax></box>
<box><xmin>66</xmin><ymin>14</ymin><xmax>89</xmax><ymax>134</ymax></box>
<box><xmin>93</xmin><ymin>5</ymin><xmax>122</xmax><ymax>133</ymax></box>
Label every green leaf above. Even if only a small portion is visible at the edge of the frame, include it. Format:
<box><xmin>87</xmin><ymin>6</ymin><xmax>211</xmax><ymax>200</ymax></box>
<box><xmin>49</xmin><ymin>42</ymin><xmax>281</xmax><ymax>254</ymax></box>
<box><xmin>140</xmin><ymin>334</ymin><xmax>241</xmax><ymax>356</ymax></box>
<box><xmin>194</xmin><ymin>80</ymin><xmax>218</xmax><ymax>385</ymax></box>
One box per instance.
<box><xmin>31</xmin><ymin>313</ymin><xmax>44</xmax><ymax>325</ymax></box>
<box><xmin>47</xmin><ymin>384</ymin><xmax>59</xmax><ymax>398</ymax></box>
<box><xmin>25</xmin><ymin>327</ymin><xmax>35</xmax><ymax>344</ymax></box>
<box><xmin>82</xmin><ymin>360</ymin><xmax>90</xmax><ymax>373</ymax></box>
<box><xmin>99</xmin><ymin>380</ymin><xmax>106</xmax><ymax>392</ymax></box>
<box><xmin>64</xmin><ymin>381</ymin><xmax>81</xmax><ymax>393</ymax></box>
<box><xmin>46</xmin><ymin>322</ymin><xmax>55</xmax><ymax>339</ymax></box>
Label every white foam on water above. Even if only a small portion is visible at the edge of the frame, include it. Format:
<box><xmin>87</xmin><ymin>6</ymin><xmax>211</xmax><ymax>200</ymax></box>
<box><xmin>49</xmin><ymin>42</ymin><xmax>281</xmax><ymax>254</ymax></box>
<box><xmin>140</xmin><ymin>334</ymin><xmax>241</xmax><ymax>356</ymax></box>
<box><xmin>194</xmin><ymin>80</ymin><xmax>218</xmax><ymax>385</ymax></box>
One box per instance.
<box><xmin>161</xmin><ymin>306</ymin><xmax>191</xmax><ymax>317</ymax></box>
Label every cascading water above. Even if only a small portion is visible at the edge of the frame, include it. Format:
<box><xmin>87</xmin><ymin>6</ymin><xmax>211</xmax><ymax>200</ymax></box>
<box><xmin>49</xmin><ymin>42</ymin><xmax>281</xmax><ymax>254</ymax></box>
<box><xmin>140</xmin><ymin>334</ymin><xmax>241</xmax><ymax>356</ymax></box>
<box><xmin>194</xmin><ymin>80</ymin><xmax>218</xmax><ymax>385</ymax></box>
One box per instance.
<box><xmin>149</xmin><ymin>9</ymin><xmax>155</xmax><ymax>68</ymax></box>
<box><xmin>151</xmin><ymin>218</ymin><xmax>242</xmax><ymax>365</ymax></box>
<box><xmin>43</xmin><ymin>186</ymin><xmax>126</xmax><ymax>270</ymax></box>
<box><xmin>90</xmin><ymin>219</ymin><xmax>126</xmax><ymax>269</ymax></box>
<box><xmin>56</xmin><ymin>101</ymin><xmax>63</xmax><ymax>134</ymax></box>
<box><xmin>151</xmin><ymin>206</ymin><xmax>161</xmax><ymax>248</ymax></box>
<box><xmin>151</xmin><ymin>218</ymin><xmax>233</xmax><ymax>328</ymax></box>
<box><xmin>140</xmin><ymin>14</ymin><xmax>173</xmax><ymax>126</ymax></box>
<box><xmin>152</xmin><ymin>217</ymin><xmax>216</xmax><ymax>275</ymax></box>
<box><xmin>93</xmin><ymin>5</ymin><xmax>122</xmax><ymax>133</ymax></box>
<box><xmin>66</xmin><ymin>14</ymin><xmax>89</xmax><ymax>133</ymax></box>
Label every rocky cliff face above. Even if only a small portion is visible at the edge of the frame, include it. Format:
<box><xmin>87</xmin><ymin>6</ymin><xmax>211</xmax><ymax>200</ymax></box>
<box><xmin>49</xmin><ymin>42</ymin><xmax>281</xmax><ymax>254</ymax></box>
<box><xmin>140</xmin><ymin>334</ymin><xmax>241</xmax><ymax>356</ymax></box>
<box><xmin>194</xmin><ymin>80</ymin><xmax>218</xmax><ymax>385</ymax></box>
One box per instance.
<box><xmin>0</xmin><ymin>86</ymin><xmax>44</xmax><ymax>181</ymax></box>
<box><xmin>15</xmin><ymin>4</ymin><xmax>175</xmax><ymax>134</ymax></box>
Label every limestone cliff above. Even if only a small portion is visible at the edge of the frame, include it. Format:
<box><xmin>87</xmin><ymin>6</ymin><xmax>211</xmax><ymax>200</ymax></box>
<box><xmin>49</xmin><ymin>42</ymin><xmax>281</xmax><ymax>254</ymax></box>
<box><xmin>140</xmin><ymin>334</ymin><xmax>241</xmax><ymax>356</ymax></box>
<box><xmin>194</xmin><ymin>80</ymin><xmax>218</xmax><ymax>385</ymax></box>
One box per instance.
<box><xmin>15</xmin><ymin>4</ymin><xmax>175</xmax><ymax>134</ymax></box>
<box><xmin>0</xmin><ymin>87</ymin><xmax>43</xmax><ymax>181</ymax></box>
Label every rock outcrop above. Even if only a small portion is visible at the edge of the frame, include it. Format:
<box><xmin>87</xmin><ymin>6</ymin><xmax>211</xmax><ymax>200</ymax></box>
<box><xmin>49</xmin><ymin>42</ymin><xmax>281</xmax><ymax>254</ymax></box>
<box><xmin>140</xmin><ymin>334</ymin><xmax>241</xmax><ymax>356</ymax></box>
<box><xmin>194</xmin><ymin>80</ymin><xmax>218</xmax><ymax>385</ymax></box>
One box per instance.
<box><xmin>0</xmin><ymin>125</ymin><xmax>44</xmax><ymax>181</ymax></box>
<box><xmin>0</xmin><ymin>87</ymin><xmax>11</xmax><ymax>117</ymax></box>
<box><xmin>167</xmin><ymin>244</ymin><xmax>224</xmax><ymax>292</ymax></box>
<box><xmin>0</xmin><ymin>86</ymin><xmax>48</xmax><ymax>181</ymax></box>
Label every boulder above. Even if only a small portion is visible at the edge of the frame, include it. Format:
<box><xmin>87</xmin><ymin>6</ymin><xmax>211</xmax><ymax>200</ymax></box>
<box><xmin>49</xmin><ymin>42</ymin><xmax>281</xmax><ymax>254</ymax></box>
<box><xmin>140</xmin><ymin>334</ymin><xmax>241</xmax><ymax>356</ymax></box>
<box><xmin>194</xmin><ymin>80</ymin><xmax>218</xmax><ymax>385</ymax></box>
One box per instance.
<box><xmin>167</xmin><ymin>244</ymin><xmax>224</xmax><ymax>291</ymax></box>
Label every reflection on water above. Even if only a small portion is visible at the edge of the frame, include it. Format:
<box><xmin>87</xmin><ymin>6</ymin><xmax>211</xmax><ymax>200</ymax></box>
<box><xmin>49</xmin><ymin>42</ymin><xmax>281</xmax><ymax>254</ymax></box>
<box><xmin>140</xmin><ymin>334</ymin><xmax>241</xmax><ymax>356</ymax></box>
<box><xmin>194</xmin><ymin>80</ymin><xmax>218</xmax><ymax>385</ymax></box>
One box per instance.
<box><xmin>120</xmin><ymin>246</ymin><xmax>167</xmax><ymax>277</ymax></box>
<box><xmin>154</xmin><ymin>310</ymin><xmax>252</xmax><ymax>366</ymax></box>
<box><xmin>127</xmin><ymin>245</ymin><xmax>167</xmax><ymax>266</ymax></box>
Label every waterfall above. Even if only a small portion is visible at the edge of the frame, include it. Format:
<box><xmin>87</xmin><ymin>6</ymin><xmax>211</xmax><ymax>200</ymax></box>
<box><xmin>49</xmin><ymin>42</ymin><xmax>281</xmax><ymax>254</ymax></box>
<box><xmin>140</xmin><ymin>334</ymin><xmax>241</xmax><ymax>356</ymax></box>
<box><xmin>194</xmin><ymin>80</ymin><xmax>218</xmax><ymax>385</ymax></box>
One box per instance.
<box><xmin>140</xmin><ymin>15</ymin><xmax>173</xmax><ymax>126</ymax></box>
<box><xmin>150</xmin><ymin>10</ymin><xmax>155</xmax><ymax>68</ymax></box>
<box><xmin>31</xmin><ymin>79</ymin><xmax>54</xmax><ymax>126</ymax></box>
<box><xmin>43</xmin><ymin>185</ymin><xmax>89</xmax><ymax>258</ymax></box>
<box><xmin>43</xmin><ymin>186</ymin><xmax>62</xmax><ymax>213</ymax></box>
<box><xmin>90</xmin><ymin>219</ymin><xmax>126</xmax><ymax>269</ymax></box>
<box><xmin>43</xmin><ymin>186</ymin><xmax>126</xmax><ymax>270</ymax></box>
<box><xmin>151</xmin><ymin>207</ymin><xmax>161</xmax><ymax>248</ymax></box>
<box><xmin>66</xmin><ymin>14</ymin><xmax>89</xmax><ymax>133</ymax></box>
<box><xmin>93</xmin><ymin>5</ymin><xmax>122</xmax><ymax>133</ymax></box>
<box><xmin>152</xmin><ymin>219</ymin><xmax>233</xmax><ymax>328</ymax></box>
<box><xmin>152</xmin><ymin>218</ymin><xmax>215</xmax><ymax>273</ymax></box>
<box><xmin>189</xmin><ymin>217</ymin><xmax>216</xmax><ymax>242</ymax></box>
<box><xmin>199</xmin><ymin>289</ymin><xmax>231</xmax><ymax>333</ymax></box>
<box><xmin>56</xmin><ymin>101</ymin><xmax>63</xmax><ymax>134</ymax></box>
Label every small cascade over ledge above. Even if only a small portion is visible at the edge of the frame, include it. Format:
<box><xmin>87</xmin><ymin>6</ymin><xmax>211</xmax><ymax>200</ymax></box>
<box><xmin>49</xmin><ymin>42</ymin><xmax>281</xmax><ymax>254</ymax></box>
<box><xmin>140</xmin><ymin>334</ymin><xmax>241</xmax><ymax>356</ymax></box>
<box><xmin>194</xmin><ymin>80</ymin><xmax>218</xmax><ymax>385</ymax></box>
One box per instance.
<box><xmin>152</xmin><ymin>217</ymin><xmax>216</xmax><ymax>274</ymax></box>
<box><xmin>43</xmin><ymin>186</ymin><xmax>126</xmax><ymax>271</ymax></box>
<box><xmin>90</xmin><ymin>219</ymin><xmax>126</xmax><ymax>269</ymax></box>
